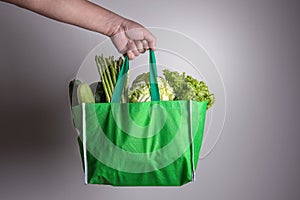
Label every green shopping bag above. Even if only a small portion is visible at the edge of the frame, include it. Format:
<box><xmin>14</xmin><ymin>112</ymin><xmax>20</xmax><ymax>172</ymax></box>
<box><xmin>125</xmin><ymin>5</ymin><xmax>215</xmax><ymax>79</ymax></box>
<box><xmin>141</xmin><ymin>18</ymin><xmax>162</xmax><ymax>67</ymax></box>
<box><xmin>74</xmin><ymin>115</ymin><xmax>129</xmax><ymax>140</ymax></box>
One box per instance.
<box><xmin>71</xmin><ymin>50</ymin><xmax>207</xmax><ymax>186</ymax></box>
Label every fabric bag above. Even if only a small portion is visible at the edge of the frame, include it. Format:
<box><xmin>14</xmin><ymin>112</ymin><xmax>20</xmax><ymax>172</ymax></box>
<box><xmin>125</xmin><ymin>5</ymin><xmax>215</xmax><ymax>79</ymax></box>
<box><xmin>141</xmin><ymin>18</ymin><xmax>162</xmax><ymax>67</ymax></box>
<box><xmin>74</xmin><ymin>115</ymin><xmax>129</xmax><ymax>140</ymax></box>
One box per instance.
<box><xmin>71</xmin><ymin>50</ymin><xmax>207</xmax><ymax>186</ymax></box>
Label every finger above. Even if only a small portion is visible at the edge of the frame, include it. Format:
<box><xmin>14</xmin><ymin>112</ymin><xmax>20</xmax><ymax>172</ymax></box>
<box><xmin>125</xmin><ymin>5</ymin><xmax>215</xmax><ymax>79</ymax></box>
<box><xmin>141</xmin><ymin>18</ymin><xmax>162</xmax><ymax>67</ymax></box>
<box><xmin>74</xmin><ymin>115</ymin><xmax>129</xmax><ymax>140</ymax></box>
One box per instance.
<box><xmin>142</xmin><ymin>40</ymin><xmax>149</xmax><ymax>50</ymax></box>
<box><xmin>128</xmin><ymin>40</ymin><xmax>140</xmax><ymax>57</ymax></box>
<box><xmin>135</xmin><ymin>40</ymin><xmax>145</xmax><ymax>53</ymax></box>
<box><xmin>127</xmin><ymin>50</ymin><xmax>135</xmax><ymax>60</ymax></box>
<box><xmin>148</xmin><ymin>38</ymin><xmax>156</xmax><ymax>51</ymax></box>
<box><xmin>143</xmin><ymin>30</ymin><xmax>157</xmax><ymax>50</ymax></box>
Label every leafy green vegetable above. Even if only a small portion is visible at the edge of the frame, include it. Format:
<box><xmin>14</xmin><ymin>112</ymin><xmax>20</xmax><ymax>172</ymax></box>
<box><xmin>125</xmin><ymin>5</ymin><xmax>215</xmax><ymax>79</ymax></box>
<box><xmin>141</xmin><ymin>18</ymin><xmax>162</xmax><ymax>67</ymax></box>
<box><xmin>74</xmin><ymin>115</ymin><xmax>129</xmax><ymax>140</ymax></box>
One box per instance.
<box><xmin>70</xmin><ymin>54</ymin><xmax>214</xmax><ymax>109</ymax></box>
<box><xmin>69</xmin><ymin>79</ymin><xmax>81</xmax><ymax>106</ymax></box>
<box><xmin>163</xmin><ymin>69</ymin><xmax>215</xmax><ymax>109</ymax></box>
<box><xmin>77</xmin><ymin>83</ymin><xmax>95</xmax><ymax>104</ymax></box>
<box><xmin>128</xmin><ymin>72</ymin><xmax>175</xmax><ymax>102</ymax></box>
<box><xmin>90</xmin><ymin>82</ymin><xmax>106</xmax><ymax>103</ymax></box>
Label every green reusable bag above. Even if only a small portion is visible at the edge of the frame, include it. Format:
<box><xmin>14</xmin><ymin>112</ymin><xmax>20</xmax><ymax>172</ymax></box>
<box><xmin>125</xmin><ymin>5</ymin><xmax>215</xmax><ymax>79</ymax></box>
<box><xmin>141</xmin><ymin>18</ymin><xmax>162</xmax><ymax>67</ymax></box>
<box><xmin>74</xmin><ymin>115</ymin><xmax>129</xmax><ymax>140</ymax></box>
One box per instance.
<box><xmin>71</xmin><ymin>50</ymin><xmax>207</xmax><ymax>186</ymax></box>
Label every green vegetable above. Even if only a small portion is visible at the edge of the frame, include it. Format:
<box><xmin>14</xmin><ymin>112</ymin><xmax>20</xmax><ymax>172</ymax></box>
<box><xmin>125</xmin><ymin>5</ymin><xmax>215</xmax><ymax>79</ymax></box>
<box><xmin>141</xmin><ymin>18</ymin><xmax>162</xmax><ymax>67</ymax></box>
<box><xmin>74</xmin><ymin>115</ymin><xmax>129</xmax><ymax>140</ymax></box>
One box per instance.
<box><xmin>163</xmin><ymin>69</ymin><xmax>215</xmax><ymax>109</ymax></box>
<box><xmin>128</xmin><ymin>72</ymin><xmax>175</xmax><ymax>102</ymax></box>
<box><xmin>101</xmin><ymin>55</ymin><xmax>114</xmax><ymax>94</ymax></box>
<box><xmin>117</xmin><ymin>57</ymin><xmax>123</xmax><ymax>75</ymax></box>
<box><xmin>90</xmin><ymin>81</ymin><xmax>106</xmax><ymax>103</ymax></box>
<box><xmin>95</xmin><ymin>54</ymin><xmax>124</xmax><ymax>102</ymax></box>
<box><xmin>96</xmin><ymin>56</ymin><xmax>112</xmax><ymax>102</ymax></box>
<box><xmin>77</xmin><ymin>83</ymin><xmax>95</xmax><ymax>104</ymax></box>
<box><xmin>69</xmin><ymin>79</ymin><xmax>81</xmax><ymax>106</ymax></box>
<box><xmin>109</xmin><ymin>60</ymin><xmax>117</xmax><ymax>85</ymax></box>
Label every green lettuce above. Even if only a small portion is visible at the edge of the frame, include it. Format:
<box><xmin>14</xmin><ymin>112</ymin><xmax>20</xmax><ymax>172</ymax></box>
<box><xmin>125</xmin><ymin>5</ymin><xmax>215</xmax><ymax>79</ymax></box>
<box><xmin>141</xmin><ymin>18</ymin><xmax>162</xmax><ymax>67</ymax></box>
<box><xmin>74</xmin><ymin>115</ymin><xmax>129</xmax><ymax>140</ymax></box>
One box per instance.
<box><xmin>163</xmin><ymin>69</ymin><xmax>215</xmax><ymax>109</ymax></box>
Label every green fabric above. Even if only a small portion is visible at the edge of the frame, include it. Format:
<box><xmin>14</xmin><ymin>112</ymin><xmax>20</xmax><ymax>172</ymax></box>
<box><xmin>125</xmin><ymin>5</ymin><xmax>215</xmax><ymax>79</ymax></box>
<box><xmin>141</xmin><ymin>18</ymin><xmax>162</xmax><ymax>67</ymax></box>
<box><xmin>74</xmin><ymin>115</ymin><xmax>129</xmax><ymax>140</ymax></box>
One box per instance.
<box><xmin>112</xmin><ymin>49</ymin><xmax>160</xmax><ymax>103</ymax></box>
<box><xmin>72</xmin><ymin>100</ymin><xmax>207</xmax><ymax>186</ymax></box>
<box><xmin>72</xmin><ymin>50</ymin><xmax>207</xmax><ymax>186</ymax></box>
<box><xmin>149</xmin><ymin>49</ymin><xmax>160</xmax><ymax>101</ymax></box>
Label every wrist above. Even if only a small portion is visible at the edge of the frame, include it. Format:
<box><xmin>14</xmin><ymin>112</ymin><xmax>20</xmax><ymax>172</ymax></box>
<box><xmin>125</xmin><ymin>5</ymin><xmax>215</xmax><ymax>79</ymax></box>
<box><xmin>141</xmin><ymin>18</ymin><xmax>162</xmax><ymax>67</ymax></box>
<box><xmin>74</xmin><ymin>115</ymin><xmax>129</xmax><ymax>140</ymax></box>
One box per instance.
<box><xmin>101</xmin><ymin>14</ymin><xmax>126</xmax><ymax>37</ymax></box>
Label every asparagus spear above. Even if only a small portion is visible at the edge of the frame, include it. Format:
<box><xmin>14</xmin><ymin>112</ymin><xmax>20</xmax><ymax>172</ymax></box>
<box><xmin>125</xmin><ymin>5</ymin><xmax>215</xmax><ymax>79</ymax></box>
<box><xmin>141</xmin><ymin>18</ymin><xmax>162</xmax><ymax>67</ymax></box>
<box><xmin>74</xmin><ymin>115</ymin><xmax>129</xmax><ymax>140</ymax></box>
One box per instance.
<box><xmin>95</xmin><ymin>56</ymin><xmax>111</xmax><ymax>102</ymax></box>
<box><xmin>100</xmin><ymin>56</ymin><xmax>113</xmax><ymax>98</ymax></box>
<box><xmin>94</xmin><ymin>54</ymin><xmax>124</xmax><ymax>103</ymax></box>
<box><xmin>117</xmin><ymin>57</ymin><xmax>123</xmax><ymax>75</ymax></box>
<box><xmin>100</xmin><ymin>55</ymin><xmax>114</xmax><ymax>93</ymax></box>
<box><xmin>105</xmin><ymin>56</ymin><xmax>117</xmax><ymax>85</ymax></box>
<box><xmin>113</xmin><ymin>61</ymin><xmax>118</xmax><ymax>82</ymax></box>
<box><xmin>109</xmin><ymin>61</ymin><xmax>117</xmax><ymax>85</ymax></box>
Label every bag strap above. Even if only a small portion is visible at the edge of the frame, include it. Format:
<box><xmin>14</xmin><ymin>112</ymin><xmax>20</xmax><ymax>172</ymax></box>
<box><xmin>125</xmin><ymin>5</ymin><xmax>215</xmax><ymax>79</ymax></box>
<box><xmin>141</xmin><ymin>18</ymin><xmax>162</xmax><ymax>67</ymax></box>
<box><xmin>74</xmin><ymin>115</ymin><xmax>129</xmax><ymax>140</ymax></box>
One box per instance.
<box><xmin>111</xmin><ymin>49</ymin><xmax>160</xmax><ymax>102</ymax></box>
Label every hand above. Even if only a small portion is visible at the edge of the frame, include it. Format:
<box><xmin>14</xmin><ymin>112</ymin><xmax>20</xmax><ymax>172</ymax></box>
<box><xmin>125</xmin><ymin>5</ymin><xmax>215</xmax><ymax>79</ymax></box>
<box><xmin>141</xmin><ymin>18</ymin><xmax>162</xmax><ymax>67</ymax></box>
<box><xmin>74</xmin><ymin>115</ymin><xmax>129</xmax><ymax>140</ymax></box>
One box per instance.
<box><xmin>2</xmin><ymin>0</ymin><xmax>156</xmax><ymax>59</ymax></box>
<box><xmin>110</xmin><ymin>19</ymin><xmax>157</xmax><ymax>60</ymax></box>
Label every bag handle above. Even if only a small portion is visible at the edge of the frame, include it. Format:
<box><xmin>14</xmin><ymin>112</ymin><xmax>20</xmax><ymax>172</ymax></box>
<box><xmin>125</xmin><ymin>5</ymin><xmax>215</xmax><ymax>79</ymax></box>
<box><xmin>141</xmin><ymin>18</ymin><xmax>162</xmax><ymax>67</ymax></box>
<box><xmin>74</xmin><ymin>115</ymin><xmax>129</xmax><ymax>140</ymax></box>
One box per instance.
<box><xmin>111</xmin><ymin>49</ymin><xmax>160</xmax><ymax>102</ymax></box>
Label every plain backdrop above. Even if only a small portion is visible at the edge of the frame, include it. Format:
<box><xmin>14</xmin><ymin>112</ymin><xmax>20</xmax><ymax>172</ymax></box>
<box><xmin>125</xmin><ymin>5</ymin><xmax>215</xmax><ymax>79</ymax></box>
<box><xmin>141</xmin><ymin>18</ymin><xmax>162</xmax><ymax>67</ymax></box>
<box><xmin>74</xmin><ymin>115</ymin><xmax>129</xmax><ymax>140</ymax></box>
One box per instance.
<box><xmin>0</xmin><ymin>0</ymin><xmax>299</xmax><ymax>200</ymax></box>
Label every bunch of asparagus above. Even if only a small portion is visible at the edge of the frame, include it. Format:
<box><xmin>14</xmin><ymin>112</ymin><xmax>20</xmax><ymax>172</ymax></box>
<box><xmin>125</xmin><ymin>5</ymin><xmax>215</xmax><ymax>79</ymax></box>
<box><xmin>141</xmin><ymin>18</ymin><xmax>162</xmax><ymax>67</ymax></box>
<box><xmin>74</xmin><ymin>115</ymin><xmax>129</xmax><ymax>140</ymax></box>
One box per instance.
<box><xmin>95</xmin><ymin>55</ymin><xmax>123</xmax><ymax>102</ymax></box>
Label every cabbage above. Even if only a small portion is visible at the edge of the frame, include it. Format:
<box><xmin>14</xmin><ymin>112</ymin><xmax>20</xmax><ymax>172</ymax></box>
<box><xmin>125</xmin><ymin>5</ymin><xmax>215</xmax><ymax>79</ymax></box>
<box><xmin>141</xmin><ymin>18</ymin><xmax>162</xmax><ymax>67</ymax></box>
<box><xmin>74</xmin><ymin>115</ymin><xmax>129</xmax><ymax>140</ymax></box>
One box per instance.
<box><xmin>128</xmin><ymin>70</ymin><xmax>215</xmax><ymax>110</ymax></box>
<box><xmin>128</xmin><ymin>72</ymin><xmax>175</xmax><ymax>102</ymax></box>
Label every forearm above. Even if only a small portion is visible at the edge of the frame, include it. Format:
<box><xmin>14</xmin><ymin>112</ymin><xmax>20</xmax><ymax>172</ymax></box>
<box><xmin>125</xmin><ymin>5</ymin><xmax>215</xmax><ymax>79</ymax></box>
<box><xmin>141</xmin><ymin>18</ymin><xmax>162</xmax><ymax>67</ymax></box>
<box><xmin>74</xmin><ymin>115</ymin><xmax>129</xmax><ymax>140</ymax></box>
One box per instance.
<box><xmin>2</xmin><ymin>0</ymin><xmax>156</xmax><ymax>59</ymax></box>
<box><xmin>2</xmin><ymin>0</ymin><xmax>124</xmax><ymax>36</ymax></box>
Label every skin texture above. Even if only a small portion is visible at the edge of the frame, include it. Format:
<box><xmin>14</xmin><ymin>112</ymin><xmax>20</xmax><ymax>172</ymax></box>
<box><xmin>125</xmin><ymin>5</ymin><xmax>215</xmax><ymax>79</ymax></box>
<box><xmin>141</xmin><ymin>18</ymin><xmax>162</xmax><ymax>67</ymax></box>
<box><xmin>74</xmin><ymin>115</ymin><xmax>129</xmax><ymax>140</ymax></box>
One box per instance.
<box><xmin>1</xmin><ymin>0</ymin><xmax>156</xmax><ymax>59</ymax></box>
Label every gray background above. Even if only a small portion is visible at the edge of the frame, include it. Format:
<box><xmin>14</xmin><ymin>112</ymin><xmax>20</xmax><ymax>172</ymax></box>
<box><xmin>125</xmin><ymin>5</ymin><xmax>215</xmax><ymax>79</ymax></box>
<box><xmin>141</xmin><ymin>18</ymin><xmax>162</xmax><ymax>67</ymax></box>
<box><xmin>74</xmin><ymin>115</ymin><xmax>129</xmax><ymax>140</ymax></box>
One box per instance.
<box><xmin>0</xmin><ymin>0</ymin><xmax>299</xmax><ymax>199</ymax></box>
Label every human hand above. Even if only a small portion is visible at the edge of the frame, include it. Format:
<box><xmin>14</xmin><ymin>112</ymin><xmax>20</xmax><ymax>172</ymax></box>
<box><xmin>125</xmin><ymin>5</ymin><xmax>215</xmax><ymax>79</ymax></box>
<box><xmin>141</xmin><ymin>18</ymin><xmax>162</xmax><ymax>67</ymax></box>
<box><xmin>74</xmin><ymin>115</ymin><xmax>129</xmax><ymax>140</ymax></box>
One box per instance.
<box><xmin>110</xmin><ymin>19</ymin><xmax>157</xmax><ymax>60</ymax></box>
<box><xmin>2</xmin><ymin>0</ymin><xmax>156</xmax><ymax>60</ymax></box>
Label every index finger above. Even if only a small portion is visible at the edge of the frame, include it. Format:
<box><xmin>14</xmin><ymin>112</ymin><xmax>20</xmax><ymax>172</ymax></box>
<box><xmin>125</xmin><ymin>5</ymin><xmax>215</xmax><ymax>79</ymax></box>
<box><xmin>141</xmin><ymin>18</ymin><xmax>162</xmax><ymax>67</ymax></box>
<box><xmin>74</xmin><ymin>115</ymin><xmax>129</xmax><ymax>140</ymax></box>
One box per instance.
<box><xmin>143</xmin><ymin>29</ymin><xmax>157</xmax><ymax>51</ymax></box>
